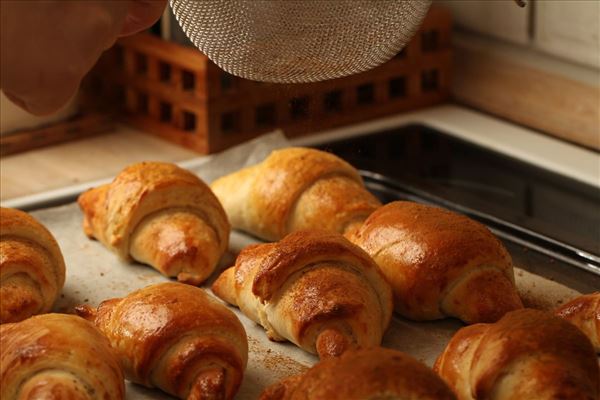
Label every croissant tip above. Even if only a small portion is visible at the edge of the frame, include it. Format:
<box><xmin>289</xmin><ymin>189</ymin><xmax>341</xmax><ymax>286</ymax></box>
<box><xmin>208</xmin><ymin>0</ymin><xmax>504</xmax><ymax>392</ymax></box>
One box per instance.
<box><xmin>73</xmin><ymin>304</ymin><xmax>96</xmax><ymax>321</ymax></box>
<box><xmin>176</xmin><ymin>272</ymin><xmax>203</xmax><ymax>286</ymax></box>
<box><xmin>187</xmin><ymin>368</ymin><xmax>227</xmax><ymax>400</ymax></box>
<box><xmin>211</xmin><ymin>268</ymin><xmax>238</xmax><ymax>306</ymax></box>
<box><xmin>316</xmin><ymin>328</ymin><xmax>354</xmax><ymax>359</ymax></box>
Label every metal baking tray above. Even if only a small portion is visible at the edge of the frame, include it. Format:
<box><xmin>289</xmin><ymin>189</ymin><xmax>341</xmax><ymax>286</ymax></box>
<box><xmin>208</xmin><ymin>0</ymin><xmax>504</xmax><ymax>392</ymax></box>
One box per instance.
<box><xmin>10</xmin><ymin>133</ymin><xmax>595</xmax><ymax>399</ymax></box>
<box><xmin>28</xmin><ymin>200</ymin><xmax>585</xmax><ymax>400</ymax></box>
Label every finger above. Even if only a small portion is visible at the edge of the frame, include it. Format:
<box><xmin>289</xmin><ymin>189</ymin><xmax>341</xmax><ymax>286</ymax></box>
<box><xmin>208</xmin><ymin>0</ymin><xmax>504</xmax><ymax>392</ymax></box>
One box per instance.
<box><xmin>120</xmin><ymin>0</ymin><xmax>168</xmax><ymax>36</ymax></box>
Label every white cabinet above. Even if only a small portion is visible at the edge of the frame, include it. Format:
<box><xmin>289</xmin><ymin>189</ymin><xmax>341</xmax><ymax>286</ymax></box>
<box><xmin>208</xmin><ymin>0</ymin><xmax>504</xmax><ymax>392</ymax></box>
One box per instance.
<box><xmin>437</xmin><ymin>0</ymin><xmax>529</xmax><ymax>45</ymax></box>
<box><xmin>438</xmin><ymin>0</ymin><xmax>600</xmax><ymax>69</ymax></box>
<box><xmin>535</xmin><ymin>1</ymin><xmax>600</xmax><ymax>69</ymax></box>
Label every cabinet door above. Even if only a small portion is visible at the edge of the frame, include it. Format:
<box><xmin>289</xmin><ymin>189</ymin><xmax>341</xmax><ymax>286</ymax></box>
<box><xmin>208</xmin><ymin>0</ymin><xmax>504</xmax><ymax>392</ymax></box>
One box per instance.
<box><xmin>535</xmin><ymin>1</ymin><xmax>600</xmax><ymax>68</ymax></box>
<box><xmin>437</xmin><ymin>0</ymin><xmax>529</xmax><ymax>45</ymax></box>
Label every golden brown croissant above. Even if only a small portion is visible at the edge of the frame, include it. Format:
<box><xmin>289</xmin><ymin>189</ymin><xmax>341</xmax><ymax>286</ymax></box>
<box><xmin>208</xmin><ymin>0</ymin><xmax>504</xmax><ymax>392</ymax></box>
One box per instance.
<box><xmin>0</xmin><ymin>207</ymin><xmax>66</xmax><ymax>324</ymax></box>
<box><xmin>434</xmin><ymin>309</ymin><xmax>600</xmax><ymax>400</ymax></box>
<box><xmin>78</xmin><ymin>161</ymin><xmax>230</xmax><ymax>285</ymax></box>
<box><xmin>348</xmin><ymin>201</ymin><xmax>523</xmax><ymax>323</ymax></box>
<box><xmin>260</xmin><ymin>347</ymin><xmax>456</xmax><ymax>400</ymax></box>
<box><xmin>1</xmin><ymin>313</ymin><xmax>125</xmax><ymax>400</ymax></box>
<box><xmin>75</xmin><ymin>282</ymin><xmax>248</xmax><ymax>400</ymax></box>
<box><xmin>555</xmin><ymin>292</ymin><xmax>600</xmax><ymax>352</ymax></box>
<box><xmin>210</xmin><ymin>147</ymin><xmax>381</xmax><ymax>241</ymax></box>
<box><xmin>212</xmin><ymin>229</ymin><xmax>393</xmax><ymax>359</ymax></box>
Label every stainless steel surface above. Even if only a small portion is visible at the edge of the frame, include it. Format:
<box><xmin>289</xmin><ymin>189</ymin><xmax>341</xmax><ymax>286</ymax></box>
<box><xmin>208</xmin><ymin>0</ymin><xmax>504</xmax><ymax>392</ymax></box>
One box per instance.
<box><xmin>8</xmin><ymin>128</ymin><xmax>593</xmax><ymax>399</ymax></box>
<box><xmin>170</xmin><ymin>0</ymin><xmax>431</xmax><ymax>82</ymax></box>
<box><xmin>32</xmin><ymin>202</ymin><xmax>582</xmax><ymax>400</ymax></box>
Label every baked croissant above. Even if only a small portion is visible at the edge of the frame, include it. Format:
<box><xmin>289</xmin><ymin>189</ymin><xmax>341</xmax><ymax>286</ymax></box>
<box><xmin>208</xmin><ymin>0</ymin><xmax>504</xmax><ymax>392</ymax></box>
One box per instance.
<box><xmin>260</xmin><ymin>347</ymin><xmax>456</xmax><ymax>400</ymax></box>
<box><xmin>210</xmin><ymin>147</ymin><xmax>381</xmax><ymax>241</ymax></box>
<box><xmin>0</xmin><ymin>207</ymin><xmax>66</xmax><ymax>324</ymax></box>
<box><xmin>212</xmin><ymin>229</ymin><xmax>393</xmax><ymax>359</ymax></box>
<box><xmin>434</xmin><ymin>309</ymin><xmax>600</xmax><ymax>400</ymax></box>
<box><xmin>555</xmin><ymin>292</ymin><xmax>599</xmax><ymax>352</ymax></box>
<box><xmin>75</xmin><ymin>282</ymin><xmax>248</xmax><ymax>400</ymax></box>
<box><xmin>348</xmin><ymin>201</ymin><xmax>523</xmax><ymax>323</ymax></box>
<box><xmin>78</xmin><ymin>161</ymin><xmax>230</xmax><ymax>285</ymax></box>
<box><xmin>1</xmin><ymin>313</ymin><xmax>125</xmax><ymax>400</ymax></box>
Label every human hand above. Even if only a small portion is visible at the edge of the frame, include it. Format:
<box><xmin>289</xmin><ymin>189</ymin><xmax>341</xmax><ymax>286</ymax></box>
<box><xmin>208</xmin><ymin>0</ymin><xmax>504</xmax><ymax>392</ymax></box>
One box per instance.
<box><xmin>0</xmin><ymin>0</ymin><xmax>167</xmax><ymax>115</ymax></box>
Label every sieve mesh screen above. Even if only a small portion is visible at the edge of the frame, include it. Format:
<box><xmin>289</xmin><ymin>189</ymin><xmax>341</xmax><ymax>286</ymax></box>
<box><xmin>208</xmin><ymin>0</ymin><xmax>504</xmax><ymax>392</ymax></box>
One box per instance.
<box><xmin>170</xmin><ymin>0</ymin><xmax>431</xmax><ymax>83</ymax></box>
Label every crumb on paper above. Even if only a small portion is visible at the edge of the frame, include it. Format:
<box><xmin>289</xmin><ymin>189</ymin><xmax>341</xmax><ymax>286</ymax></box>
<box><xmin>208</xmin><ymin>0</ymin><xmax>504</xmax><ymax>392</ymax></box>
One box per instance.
<box><xmin>247</xmin><ymin>336</ymin><xmax>307</xmax><ymax>378</ymax></box>
<box><xmin>262</xmin><ymin>352</ymin><xmax>307</xmax><ymax>377</ymax></box>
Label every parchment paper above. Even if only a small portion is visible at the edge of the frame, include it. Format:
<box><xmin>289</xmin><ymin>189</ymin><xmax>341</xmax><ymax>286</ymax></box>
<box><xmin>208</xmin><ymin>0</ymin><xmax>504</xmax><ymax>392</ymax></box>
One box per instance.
<box><xmin>30</xmin><ymin>132</ymin><xmax>582</xmax><ymax>399</ymax></box>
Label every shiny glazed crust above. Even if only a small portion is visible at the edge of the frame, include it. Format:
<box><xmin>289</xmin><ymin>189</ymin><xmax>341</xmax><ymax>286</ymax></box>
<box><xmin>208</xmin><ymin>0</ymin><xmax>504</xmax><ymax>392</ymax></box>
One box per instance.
<box><xmin>0</xmin><ymin>313</ymin><xmax>125</xmax><ymax>399</ymax></box>
<box><xmin>212</xmin><ymin>230</ymin><xmax>393</xmax><ymax>359</ymax></box>
<box><xmin>210</xmin><ymin>147</ymin><xmax>381</xmax><ymax>241</ymax></box>
<box><xmin>555</xmin><ymin>292</ymin><xmax>600</xmax><ymax>352</ymax></box>
<box><xmin>77</xmin><ymin>161</ymin><xmax>230</xmax><ymax>285</ymax></box>
<box><xmin>348</xmin><ymin>201</ymin><xmax>523</xmax><ymax>323</ymax></box>
<box><xmin>75</xmin><ymin>282</ymin><xmax>248</xmax><ymax>400</ymax></box>
<box><xmin>260</xmin><ymin>347</ymin><xmax>456</xmax><ymax>400</ymax></box>
<box><xmin>0</xmin><ymin>207</ymin><xmax>66</xmax><ymax>324</ymax></box>
<box><xmin>434</xmin><ymin>309</ymin><xmax>600</xmax><ymax>400</ymax></box>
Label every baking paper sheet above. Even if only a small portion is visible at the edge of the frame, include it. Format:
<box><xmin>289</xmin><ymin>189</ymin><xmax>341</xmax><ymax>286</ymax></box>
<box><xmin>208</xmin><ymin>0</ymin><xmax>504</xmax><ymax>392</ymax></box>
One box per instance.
<box><xmin>30</xmin><ymin>132</ymin><xmax>582</xmax><ymax>399</ymax></box>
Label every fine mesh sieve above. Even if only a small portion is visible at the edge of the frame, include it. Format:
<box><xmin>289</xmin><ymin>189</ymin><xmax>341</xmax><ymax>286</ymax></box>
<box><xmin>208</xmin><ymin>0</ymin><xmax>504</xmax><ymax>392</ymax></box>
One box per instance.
<box><xmin>170</xmin><ymin>0</ymin><xmax>432</xmax><ymax>83</ymax></box>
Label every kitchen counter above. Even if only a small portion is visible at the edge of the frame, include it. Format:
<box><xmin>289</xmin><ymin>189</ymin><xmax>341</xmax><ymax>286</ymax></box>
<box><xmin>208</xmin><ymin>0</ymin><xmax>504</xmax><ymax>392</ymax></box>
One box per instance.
<box><xmin>1</xmin><ymin>105</ymin><xmax>598</xmax><ymax>208</ymax></box>
<box><xmin>0</xmin><ymin>125</ymin><xmax>197</xmax><ymax>201</ymax></box>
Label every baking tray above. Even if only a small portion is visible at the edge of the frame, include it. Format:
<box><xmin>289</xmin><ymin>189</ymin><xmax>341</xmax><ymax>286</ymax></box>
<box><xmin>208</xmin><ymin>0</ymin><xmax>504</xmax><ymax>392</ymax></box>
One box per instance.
<box><xmin>18</xmin><ymin>133</ymin><xmax>594</xmax><ymax>399</ymax></box>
